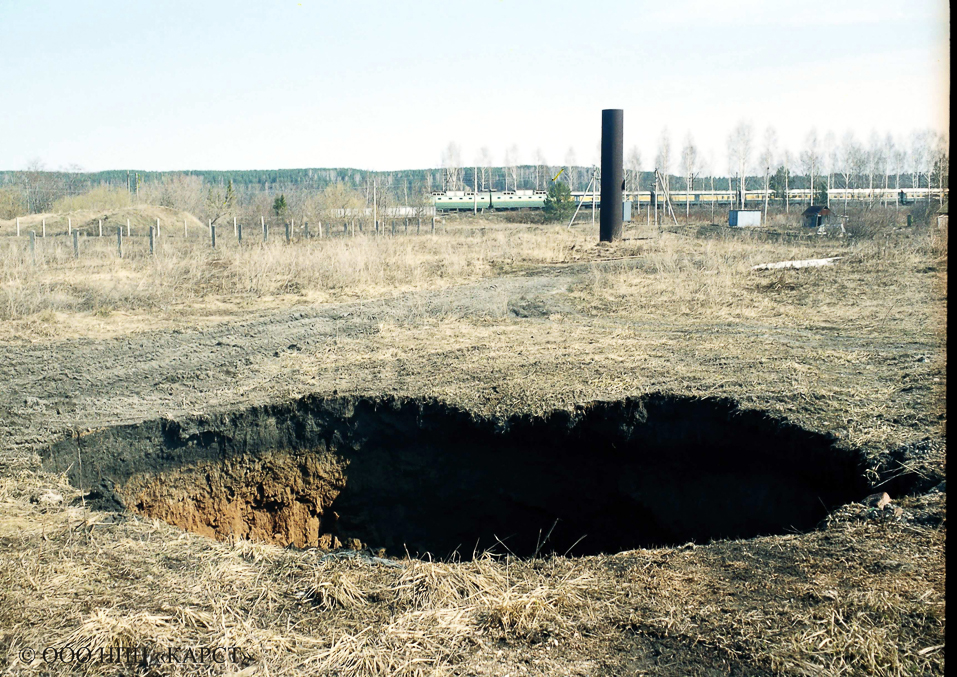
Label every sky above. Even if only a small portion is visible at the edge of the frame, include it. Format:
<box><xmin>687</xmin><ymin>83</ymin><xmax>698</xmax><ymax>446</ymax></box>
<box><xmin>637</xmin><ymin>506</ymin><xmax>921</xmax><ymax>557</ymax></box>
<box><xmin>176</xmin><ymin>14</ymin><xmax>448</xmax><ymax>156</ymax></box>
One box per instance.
<box><xmin>0</xmin><ymin>0</ymin><xmax>949</xmax><ymax>173</ymax></box>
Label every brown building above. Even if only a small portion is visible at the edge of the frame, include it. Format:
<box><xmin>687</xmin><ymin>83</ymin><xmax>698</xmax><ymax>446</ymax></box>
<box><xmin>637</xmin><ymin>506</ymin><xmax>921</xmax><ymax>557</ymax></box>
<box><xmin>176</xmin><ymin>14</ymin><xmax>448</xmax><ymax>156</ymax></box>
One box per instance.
<box><xmin>802</xmin><ymin>205</ymin><xmax>832</xmax><ymax>228</ymax></box>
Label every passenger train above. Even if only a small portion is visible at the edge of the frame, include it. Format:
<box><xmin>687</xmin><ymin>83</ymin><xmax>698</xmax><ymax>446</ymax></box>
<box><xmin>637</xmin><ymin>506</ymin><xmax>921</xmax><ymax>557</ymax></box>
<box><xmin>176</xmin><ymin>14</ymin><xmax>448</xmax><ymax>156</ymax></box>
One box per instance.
<box><xmin>432</xmin><ymin>187</ymin><xmax>946</xmax><ymax>211</ymax></box>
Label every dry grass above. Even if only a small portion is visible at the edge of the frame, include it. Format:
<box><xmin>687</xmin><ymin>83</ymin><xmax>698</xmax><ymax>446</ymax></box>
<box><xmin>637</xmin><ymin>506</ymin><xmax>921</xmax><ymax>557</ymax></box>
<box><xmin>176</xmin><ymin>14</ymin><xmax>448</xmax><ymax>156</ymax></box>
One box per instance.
<box><xmin>0</xmin><ymin>204</ymin><xmax>946</xmax><ymax>675</ymax></box>
<box><xmin>0</xmin><ymin>466</ymin><xmax>944</xmax><ymax>676</ymax></box>
<box><xmin>570</xmin><ymin>224</ymin><xmax>946</xmax><ymax>333</ymax></box>
<box><xmin>0</xmin><ymin>207</ymin><xmax>587</xmax><ymax>337</ymax></box>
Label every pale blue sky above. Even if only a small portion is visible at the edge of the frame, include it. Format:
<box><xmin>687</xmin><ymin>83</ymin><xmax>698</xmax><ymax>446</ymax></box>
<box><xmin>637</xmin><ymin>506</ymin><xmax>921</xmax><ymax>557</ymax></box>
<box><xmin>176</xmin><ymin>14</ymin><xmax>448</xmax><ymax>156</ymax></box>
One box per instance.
<box><xmin>0</xmin><ymin>0</ymin><xmax>949</xmax><ymax>172</ymax></box>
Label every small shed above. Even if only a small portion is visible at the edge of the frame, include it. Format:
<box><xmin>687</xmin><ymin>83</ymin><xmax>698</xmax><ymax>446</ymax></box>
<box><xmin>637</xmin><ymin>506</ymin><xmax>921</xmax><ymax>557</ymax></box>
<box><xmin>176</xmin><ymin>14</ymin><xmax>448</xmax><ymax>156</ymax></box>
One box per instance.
<box><xmin>802</xmin><ymin>206</ymin><xmax>833</xmax><ymax>228</ymax></box>
<box><xmin>729</xmin><ymin>210</ymin><xmax>761</xmax><ymax>227</ymax></box>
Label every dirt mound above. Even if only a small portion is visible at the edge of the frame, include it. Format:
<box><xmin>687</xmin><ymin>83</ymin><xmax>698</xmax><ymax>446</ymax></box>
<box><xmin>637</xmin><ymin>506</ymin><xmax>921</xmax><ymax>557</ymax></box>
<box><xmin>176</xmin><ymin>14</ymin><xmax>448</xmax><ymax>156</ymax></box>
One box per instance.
<box><xmin>0</xmin><ymin>204</ymin><xmax>204</xmax><ymax>237</ymax></box>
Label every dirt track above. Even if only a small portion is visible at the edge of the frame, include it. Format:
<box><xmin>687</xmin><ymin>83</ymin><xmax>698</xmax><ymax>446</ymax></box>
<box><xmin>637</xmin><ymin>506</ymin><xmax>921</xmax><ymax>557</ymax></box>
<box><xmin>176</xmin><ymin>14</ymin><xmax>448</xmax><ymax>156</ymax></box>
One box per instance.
<box><xmin>0</xmin><ymin>253</ymin><xmax>942</xmax><ymax>462</ymax></box>
<box><xmin>1</xmin><ymin>267</ymin><xmax>571</xmax><ymax>458</ymax></box>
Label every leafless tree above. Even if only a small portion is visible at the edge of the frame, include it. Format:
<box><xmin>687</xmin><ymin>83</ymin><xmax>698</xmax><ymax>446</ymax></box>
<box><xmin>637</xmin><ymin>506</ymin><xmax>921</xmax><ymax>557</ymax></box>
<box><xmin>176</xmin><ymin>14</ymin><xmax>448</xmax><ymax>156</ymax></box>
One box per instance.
<box><xmin>782</xmin><ymin>149</ymin><xmax>793</xmax><ymax>214</ymax></box>
<box><xmin>701</xmin><ymin>153</ymin><xmax>716</xmax><ymax>223</ymax></box>
<box><xmin>19</xmin><ymin>158</ymin><xmax>61</xmax><ymax>213</ymax></box>
<box><xmin>626</xmin><ymin>146</ymin><xmax>642</xmax><ymax>195</ymax></box>
<box><xmin>760</xmin><ymin>127</ymin><xmax>777</xmax><ymax>219</ymax></box>
<box><xmin>823</xmin><ymin>131</ymin><xmax>837</xmax><ymax>208</ymax></box>
<box><xmin>139</xmin><ymin>174</ymin><xmax>205</xmax><ymax>214</ymax></box>
<box><xmin>534</xmin><ymin>148</ymin><xmax>548</xmax><ymax>191</ymax></box>
<box><xmin>655</xmin><ymin>128</ymin><xmax>672</xmax><ymax>196</ymax></box>
<box><xmin>878</xmin><ymin>134</ymin><xmax>893</xmax><ymax>206</ymax></box>
<box><xmin>909</xmin><ymin>131</ymin><xmax>928</xmax><ymax>192</ymax></box>
<box><xmin>727</xmin><ymin>121</ymin><xmax>754</xmax><ymax>208</ymax></box>
<box><xmin>890</xmin><ymin>137</ymin><xmax>906</xmax><ymax>211</ymax></box>
<box><xmin>800</xmin><ymin>128</ymin><xmax>820</xmax><ymax>205</ymax></box>
<box><xmin>478</xmin><ymin>147</ymin><xmax>493</xmax><ymax>191</ymax></box>
<box><xmin>506</xmin><ymin>144</ymin><xmax>520</xmax><ymax>192</ymax></box>
<box><xmin>564</xmin><ymin>148</ymin><xmax>578</xmax><ymax>191</ymax></box>
<box><xmin>441</xmin><ymin>142</ymin><xmax>462</xmax><ymax>191</ymax></box>
<box><xmin>680</xmin><ymin>134</ymin><xmax>698</xmax><ymax>219</ymax></box>
<box><xmin>866</xmin><ymin>132</ymin><xmax>886</xmax><ymax>205</ymax></box>
<box><xmin>931</xmin><ymin>131</ymin><xmax>949</xmax><ymax>205</ymax></box>
<box><xmin>838</xmin><ymin>131</ymin><xmax>860</xmax><ymax>213</ymax></box>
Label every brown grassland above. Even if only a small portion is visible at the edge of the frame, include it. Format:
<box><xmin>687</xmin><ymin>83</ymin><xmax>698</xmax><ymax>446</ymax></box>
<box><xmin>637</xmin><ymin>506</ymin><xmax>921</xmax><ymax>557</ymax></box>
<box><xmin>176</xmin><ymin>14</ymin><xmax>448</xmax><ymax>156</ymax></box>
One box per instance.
<box><xmin>0</xmin><ymin>203</ymin><xmax>946</xmax><ymax>675</ymax></box>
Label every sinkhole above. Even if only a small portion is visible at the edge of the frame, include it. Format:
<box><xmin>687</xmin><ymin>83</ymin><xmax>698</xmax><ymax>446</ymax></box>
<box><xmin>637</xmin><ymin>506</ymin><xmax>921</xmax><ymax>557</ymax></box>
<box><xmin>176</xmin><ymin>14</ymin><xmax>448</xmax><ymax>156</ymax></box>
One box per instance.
<box><xmin>45</xmin><ymin>394</ymin><xmax>874</xmax><ymax>558</ymax></box>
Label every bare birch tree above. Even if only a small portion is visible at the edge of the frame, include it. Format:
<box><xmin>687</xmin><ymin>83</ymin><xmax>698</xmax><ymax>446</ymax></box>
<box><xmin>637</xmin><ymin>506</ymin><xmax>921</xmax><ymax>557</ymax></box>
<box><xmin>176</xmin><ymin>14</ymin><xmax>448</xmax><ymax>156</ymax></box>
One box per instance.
<box><xmin>655</xmin><ymin>128</ymin><xmax>672</xmax><ymax>196</ymax></box>
<box><xmin>838</xmin><ymin>131</ymin><xmax>860</xmax><ymax>214</ymax></box>
<box><xmin>823</xmin><ymin>131</ymin><xmax>837</xmax><ymax>208</ymax></box>
<box><xmin>760</xmin><ymin>127</ymin><xmax>777</xmax><ymax>220</ymax></box>
<box><xmin>680</xmin><ymin>134</ymin><xmax>698</xmax><ymax>219</ymax></box>
<box><xmin>534</xmin><ymin>148</ymin><xmax>548</xmax><ymax>191</ymax></box>
<box><xmin>931</xmin><ymin>132</ymin><xmax>949</xmax><ymax>205</ymax></box>
<box><xmin>727</xmin><ymin>121</ymin><xmax>754</xmax><ymax>208</ymax></box>
<box><xmin>800</xmin><ymin>129</ymin><xmax>820</xmax><ymax>205</ymax></box>
<box><xmin>564</xmin><ymin>148</ymin><xmax>579</xmax><ymax>192</ymax></box>
<box><xmin>441</xmin><ymin>142</ymin><xmax>462</xmax><ymax>191</ymax></box>
<box><xmin>478</xmin><ymin>147</ymin><xmax>493</xmax><ymax>191</ymax></box>
<box><xmin>506</xmin><ymin>144</ymin><xmax>520</xmax><ymax>192</ymax></box>
<box><xmin>909</xmin><ymin>131</ymin><xmax>928</xmax><ymax>192</ymax></box>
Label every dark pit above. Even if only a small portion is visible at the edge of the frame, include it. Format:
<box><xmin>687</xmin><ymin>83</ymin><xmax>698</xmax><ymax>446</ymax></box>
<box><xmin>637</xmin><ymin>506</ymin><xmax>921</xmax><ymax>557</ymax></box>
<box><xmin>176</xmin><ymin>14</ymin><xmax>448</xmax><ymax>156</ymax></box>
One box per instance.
<box><xmin>45</xmin><ymin>394</ymin><xmax>872</xmax><ymax>558</ymax></box>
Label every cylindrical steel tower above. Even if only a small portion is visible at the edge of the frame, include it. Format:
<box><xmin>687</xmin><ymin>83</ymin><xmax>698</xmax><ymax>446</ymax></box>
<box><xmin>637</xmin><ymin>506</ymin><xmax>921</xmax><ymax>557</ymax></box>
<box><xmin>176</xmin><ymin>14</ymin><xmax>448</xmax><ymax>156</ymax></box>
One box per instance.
<box><xmin>600</xmin><ymin>109</ymin><xmax>624</xmax><ymax>242</ymax></box>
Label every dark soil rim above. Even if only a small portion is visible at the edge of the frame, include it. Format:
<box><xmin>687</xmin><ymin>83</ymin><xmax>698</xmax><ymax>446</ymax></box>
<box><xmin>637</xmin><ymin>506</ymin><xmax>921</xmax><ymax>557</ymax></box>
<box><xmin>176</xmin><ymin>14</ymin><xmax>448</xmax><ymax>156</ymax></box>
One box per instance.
<box><xmin>42</xmin><ymin>393</ymin><xmax>919</xmax><ymax>559</ymax></box>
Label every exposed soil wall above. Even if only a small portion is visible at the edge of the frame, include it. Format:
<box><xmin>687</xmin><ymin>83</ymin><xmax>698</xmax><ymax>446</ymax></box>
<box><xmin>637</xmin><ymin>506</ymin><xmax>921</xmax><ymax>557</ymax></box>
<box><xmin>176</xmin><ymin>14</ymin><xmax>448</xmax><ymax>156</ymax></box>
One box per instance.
<box><xmin>44</xmin><ymin>394</ymin><xmax>874</xmax><ymax>557</ymax></box>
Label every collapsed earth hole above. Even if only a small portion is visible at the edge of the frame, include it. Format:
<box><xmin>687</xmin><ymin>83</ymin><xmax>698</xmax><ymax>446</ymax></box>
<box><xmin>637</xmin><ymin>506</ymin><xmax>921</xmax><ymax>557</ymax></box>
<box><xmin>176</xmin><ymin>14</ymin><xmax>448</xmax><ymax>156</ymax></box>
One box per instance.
<box><xmin>45</xmin><ymin>395</ymin><xmax>874</xmax><ymax>559</ymax></box>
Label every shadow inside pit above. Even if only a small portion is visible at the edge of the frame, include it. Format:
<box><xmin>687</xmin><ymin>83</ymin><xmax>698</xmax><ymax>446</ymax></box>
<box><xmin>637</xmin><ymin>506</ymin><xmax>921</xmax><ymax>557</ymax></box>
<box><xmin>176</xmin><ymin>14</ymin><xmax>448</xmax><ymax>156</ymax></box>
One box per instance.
<box><xmin>46</xmin><ymin>394</ymin><xmax>875</xmax><ymax>559</ymax></box>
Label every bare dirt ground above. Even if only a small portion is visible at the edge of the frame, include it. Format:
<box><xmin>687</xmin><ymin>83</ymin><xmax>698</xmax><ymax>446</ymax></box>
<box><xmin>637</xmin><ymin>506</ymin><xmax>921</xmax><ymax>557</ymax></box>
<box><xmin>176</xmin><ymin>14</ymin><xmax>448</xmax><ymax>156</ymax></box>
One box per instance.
<box><xmin>0</xmin><ymin>208</ymin><xmax>946</xmax><ymax>675</ymax></box>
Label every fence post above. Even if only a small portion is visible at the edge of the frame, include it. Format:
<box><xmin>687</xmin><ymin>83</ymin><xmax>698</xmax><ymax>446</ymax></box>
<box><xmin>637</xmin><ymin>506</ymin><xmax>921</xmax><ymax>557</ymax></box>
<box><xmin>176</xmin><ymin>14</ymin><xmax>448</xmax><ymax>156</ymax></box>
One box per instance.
<box><xmin>208</xmin><ymin>219</ymin><xmax>212</xmax><ymax>238</ymax></box>
<box><xmin>343</xmin><ymin>223</ymin><xmax>348</xmax><ymax>235</ymax></box>
<box><xmin>16</xmin><ymin>217</ymin><xmax>20</xmax><ymax>237</ymax></box>
<box><xmin>68</xmin><ymin>217</ymin><xmax>72</xmax><ymax>236</ymax></box>
<box><xmin>238</xmin><ymin>223</ymin><xmax>243</xmax><ymax>244</ymax></box>
<box><xmin>99</xmin><ymin>219</ymin><xmax>102</xmax><ymax>237</ymax></box>
<box><xmin>261</xmin><ymin>215</ymin><xmax>265</xmax><ymax>235</ymax></box>
<box><xmin>42</xmin><ymin>219</ymin><xmax>46</xmax><ymax>238</ymax></box>
<box><xmin>264</xmin><ymin>223</ymin><xmax>269</xmax><ymax>242</ymax></box>
<box><xmin>285</xmin><ymin>222</ymin><xmax>291</xmax><ymax>243</ymax></box>
<box><xmin>304</xmin><ymin>222</ymin><xmax>310</xmax><ymax>239</ymax></box>
<box><xmin>184</xmin><ymin>218</ymin><xmax>188</xmax><ymax>238</ymax></box>
<box><xmin>73</xmin><ymin>230</ymin><xmax>79</xmax><ymax>259</ymax></box>
<box><xmin>149</xmin><ymin>226</ymin><xmax>155</xmax><ymax>255</ymax></box>
<box><xmin>318</xmin><ymin>220</ymin><xmax>323</xmax><ymax>238</ymax></box>
<box><xmin>117</xmin><ymin>227</ymin><xmax>123</xmax><ymax>258</ymax></box>
<box><xmin>211</xmin><ymin>225</ymin><xmax>216</xmax><ymax>249</ymax></box>
<box><xmin>417</xmin><ymin>217</ymin><xmax>421</xmax><ymax>235</ymax></box>
<box><xmin>405</xmin><ymin>218</ymin><xmax>409</xmax><ymax>234</ymax></box>
<box><xmin>156</xmin><ymin>217</ymin><xmax>160</xmax><ymax>238</ymax></box>
<box><xmin>431</xmin><ymin>216</ymin><xmax>435</xmax><ymax>234</ymax></box>
<box><xmin>391</xmin><ymin>219</ymin><xmax>395</xmax><ymax>236</ymax></box>
<box><xmin>126</xmin><ymin>219</ymin><xmax>130</xmax><ymax>237</ymax></box>
<box><xmin>30</xmin><ymin>230</ymin><xmax>36</xmax><ymax>265</ymax></box>
<box><xmin>234</xmin><ymin>217</ymin><xmax>238</xmax><ymax>237</ymax></box>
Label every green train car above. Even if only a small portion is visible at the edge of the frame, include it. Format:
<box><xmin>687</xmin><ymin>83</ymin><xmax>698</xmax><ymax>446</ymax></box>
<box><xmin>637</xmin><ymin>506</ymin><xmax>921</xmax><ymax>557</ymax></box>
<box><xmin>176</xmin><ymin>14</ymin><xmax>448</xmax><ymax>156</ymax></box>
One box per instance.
<box><xmin>432</xmin><ymin>190</ymin><xmax>548</xmax><ymax>211</ymax></box>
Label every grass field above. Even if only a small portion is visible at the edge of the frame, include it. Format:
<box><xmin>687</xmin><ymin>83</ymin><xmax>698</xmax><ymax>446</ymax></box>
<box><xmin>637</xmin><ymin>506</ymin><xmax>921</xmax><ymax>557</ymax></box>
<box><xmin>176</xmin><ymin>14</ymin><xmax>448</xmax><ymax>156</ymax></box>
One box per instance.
<box><xmin>0</xmin><ymin>203</ymin><xmax>946</xmax><ymax>675</ymax></box>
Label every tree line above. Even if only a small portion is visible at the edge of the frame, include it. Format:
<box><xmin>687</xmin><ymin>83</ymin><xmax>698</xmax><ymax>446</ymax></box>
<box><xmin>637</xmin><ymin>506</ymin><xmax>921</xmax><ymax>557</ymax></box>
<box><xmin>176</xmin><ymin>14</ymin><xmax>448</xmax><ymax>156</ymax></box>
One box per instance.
<box><xmin>0</xmin><ymin>124</ymin><xmax>947</xmax><ymax>221</ymax></box>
